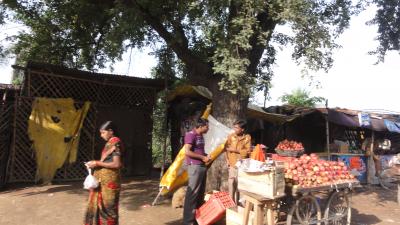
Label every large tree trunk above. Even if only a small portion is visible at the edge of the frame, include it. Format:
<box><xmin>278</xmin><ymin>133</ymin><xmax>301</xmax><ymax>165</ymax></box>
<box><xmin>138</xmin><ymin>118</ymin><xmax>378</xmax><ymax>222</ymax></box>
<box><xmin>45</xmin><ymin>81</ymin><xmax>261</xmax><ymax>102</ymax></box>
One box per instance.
<box><xmin>205</xmin><ymin>79</ymin><xmax>249</xmax><ymax>192</ymax></box>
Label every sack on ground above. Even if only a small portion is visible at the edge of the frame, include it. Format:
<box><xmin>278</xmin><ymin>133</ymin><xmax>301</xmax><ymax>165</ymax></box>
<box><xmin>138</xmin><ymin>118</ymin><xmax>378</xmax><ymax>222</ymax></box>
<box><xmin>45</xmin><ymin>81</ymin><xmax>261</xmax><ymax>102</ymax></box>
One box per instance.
<box><xmin>83</xmin><ymin>168</ymin><xmax>99</xmax><ymax>190</ymax></box>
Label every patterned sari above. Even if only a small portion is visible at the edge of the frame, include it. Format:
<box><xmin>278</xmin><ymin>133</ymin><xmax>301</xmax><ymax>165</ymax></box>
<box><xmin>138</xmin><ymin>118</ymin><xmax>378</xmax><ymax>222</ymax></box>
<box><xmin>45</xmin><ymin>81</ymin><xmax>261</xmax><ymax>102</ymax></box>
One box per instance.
<box><xmin>84</xmin><ymin>137</ymin><xmax>122</xmax><ymax>225</ymax></box>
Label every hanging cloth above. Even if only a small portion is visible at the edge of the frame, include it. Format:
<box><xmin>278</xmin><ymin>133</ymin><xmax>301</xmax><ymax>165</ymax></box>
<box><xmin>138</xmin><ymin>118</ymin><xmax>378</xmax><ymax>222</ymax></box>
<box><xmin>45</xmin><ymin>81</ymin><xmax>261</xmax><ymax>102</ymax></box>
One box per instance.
<box><xmin>28</xmin><ymin>98</ymin><xmax>90</xmax><ymax>183</ymax></box>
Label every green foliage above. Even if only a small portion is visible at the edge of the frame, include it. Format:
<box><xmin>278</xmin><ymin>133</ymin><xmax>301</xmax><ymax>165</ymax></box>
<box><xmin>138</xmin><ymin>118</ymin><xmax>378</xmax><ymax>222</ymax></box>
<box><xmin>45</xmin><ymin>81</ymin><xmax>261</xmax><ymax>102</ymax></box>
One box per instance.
<box><xmin>1</xmin><ymin>0</ymin><xmax>360</xmax><ymax>96</ymax></box>
<box><xmin>150</xmin><ymin>46</ymin><xmax>186</xmax><ymax>85</ymax></box>
<box><xmin>369</xmin><ymin>0</ymin><xmax>400</xmax><ymax>62</ymax></box>
<box><xmin>151</xmin><ymin>92</ymin><xmax>171</xmax><ymax>167</ymax></box>
<box><xmin>0</xmin><ymin>5</ymin><xmax>8</xmax><ymax>64</ymax></box>
<box><xmin>11</xmin><ymin>72</ymin><xmax>23</xmax><ymax>85</ymax></box>
<box><xmin>150</xmin><ymin>47</ymin><xmax>177</xmax><ymax>167</ymax></box>
<box><xmin>280</xmin><ymin>88</ymin><xmax>325</xmax><ymax>107</ymax></box>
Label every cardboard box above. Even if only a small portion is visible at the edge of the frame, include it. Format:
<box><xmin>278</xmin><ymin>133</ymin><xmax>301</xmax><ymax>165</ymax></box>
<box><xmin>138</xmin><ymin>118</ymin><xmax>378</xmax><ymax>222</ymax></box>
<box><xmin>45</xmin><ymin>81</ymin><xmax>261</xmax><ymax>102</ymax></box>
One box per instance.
<box><xmin>339</xmin><ymin>144</ymin><xmax>349</xmax><ymax>153</ymax></box>
<box><xmin>226</xmin><ymin>206</ymin><xmax>254</xmax><ymax>225</ymax></box>
<box><xmin>238</xmin><ymin>162</ymin><xmax>285</xmax><ymax>199</ymax></box>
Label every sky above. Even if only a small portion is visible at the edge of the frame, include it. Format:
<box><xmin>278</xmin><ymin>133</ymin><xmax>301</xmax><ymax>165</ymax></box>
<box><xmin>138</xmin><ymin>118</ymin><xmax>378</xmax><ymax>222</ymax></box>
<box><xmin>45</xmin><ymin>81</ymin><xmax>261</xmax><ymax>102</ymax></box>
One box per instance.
<box><xmin>252</xmin><ymin>6</ymin><xmax>400</xmax><ymax>113</ymax></box>
<box><xmin>0</xmin><ymin>6</ymin><xmax>399</xmax><ymax>113</ymax></box>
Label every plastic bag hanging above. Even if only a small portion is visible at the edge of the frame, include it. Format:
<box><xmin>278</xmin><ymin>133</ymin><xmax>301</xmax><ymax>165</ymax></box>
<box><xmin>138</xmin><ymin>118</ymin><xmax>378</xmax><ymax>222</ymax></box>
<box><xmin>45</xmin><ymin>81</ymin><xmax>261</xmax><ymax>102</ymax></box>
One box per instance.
<box><xmin>83</xmin><ymin>168</ymin><xmax>99</xmax><ymax>190</ymax></box>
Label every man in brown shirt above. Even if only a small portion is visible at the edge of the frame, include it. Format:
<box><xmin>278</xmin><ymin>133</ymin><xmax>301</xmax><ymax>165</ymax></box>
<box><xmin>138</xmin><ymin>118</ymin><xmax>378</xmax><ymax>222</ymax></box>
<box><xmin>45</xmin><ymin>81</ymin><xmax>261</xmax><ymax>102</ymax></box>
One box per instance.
<box><xmin>225</xmin><ymin>120</ymin><xmax>251</xmax><ymax>203</ymax></box>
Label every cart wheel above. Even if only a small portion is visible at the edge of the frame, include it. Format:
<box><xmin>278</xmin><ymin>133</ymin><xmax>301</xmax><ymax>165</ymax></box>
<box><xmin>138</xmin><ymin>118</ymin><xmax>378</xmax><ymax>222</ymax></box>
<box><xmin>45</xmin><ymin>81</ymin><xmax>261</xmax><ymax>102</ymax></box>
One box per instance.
<box><xmin>324</xmin><ymin>191</ymin><xmax>351</xmax><ymax>225</ymax></box>
<box><xmin>286</xmin><ymin>195</ymin><xmax>322</xmax><ymax>225</ymax></box>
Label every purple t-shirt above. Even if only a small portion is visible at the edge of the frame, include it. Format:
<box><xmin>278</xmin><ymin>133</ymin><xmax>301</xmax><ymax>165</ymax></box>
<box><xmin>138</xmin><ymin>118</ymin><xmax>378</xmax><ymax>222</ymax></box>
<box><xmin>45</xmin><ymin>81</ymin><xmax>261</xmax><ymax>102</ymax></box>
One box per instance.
<box><xmin>184</xmin><ymin>129</ymin><xmax>206</xmax><ymax>165</ymax></box>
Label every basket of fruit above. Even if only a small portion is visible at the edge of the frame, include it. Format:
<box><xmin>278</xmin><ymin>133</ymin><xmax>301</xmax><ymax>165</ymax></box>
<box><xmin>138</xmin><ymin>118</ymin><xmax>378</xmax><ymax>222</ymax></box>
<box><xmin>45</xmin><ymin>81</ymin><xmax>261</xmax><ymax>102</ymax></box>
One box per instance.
<box><xmin>275</xmin><ymin>139</ymin><xmax>304</xmax><ymax>157</ymax></box>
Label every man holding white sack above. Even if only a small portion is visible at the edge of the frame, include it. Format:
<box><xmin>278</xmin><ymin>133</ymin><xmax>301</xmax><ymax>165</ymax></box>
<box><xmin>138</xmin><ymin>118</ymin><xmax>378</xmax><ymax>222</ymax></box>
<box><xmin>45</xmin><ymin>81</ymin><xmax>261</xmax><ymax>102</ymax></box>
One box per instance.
<box><xmin>224</xmin><ymin>119</ymin><xmax>252</xmax><ymax>204</ymax></box>
<box><xmin>183</xmin><ymin>118</ymin><xmax>211</xmax><ymax>225</ymax></box>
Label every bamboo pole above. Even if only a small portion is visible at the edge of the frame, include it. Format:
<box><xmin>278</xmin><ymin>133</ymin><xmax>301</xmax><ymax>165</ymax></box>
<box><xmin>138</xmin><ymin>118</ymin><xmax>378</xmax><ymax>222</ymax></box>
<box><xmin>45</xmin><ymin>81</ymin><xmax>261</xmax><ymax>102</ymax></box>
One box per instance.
<box><xmin>153</xmin><ymin>75</ymin><xmax>169</xmax><ymax>207</ymax></box>
<box><xmin>160</xmin><ymin>75</ymin><xmax>169</xmax><ymax>179</ymax></box>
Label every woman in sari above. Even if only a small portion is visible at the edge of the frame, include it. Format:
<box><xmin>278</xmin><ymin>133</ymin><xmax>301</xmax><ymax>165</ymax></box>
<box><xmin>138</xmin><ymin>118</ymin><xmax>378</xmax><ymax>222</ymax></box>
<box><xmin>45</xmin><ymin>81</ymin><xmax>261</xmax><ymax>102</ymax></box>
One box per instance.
<box><xmin>84</xmin><ymin>121</ymin><xmax>123</xmax><ymax>225</ymax></box>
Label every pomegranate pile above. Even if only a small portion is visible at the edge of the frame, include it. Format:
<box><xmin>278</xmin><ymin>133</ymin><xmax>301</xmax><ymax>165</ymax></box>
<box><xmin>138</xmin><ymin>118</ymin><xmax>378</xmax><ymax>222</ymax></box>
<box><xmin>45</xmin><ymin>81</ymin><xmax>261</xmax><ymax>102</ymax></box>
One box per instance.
<box><xmin>282</xmin><ymin>153</ymin><xmax>357</xmax><ymax>188</ymax></box>
<box><xmin>276</xmin><ymin>139</ymin><xmax>304</xmax><ymax>151</ymax></box>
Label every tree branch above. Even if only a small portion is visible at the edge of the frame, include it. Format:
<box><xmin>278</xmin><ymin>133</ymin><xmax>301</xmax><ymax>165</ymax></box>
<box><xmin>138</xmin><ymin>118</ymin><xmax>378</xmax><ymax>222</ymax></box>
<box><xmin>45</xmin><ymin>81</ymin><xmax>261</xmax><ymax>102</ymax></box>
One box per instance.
<box><xmin>126</xmin><ymin>0</ymin><xmax>211</xmax><ymax>79</ymax></box>
<box><xmin>171</xmin><ymin>17</ymin><xmax>189</xmax><ymax>49</ymax></box>
<box><xmin>93</xmin><ymin>16</ymin><xmax>112</xmax><ymax>59</ymax></box>
<box><xmin>247</xmin><ymin>10</ymin><xmax>277</xmax><ymax>76</ymax></box>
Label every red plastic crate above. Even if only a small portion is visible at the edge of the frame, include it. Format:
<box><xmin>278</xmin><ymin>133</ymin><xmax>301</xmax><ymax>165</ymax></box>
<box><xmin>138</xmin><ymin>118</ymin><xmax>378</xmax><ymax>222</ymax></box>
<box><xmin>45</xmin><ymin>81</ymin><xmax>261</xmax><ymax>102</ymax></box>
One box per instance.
<box><xmin>195</xmin><ymin>191</ymin><xmax>236</xmax><ymax>225</ymax></box>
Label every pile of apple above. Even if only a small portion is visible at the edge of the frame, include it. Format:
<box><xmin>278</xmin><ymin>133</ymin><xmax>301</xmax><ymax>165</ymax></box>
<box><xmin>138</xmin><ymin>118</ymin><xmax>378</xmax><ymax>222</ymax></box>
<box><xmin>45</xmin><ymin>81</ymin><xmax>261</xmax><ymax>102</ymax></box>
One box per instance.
<box><xmin>276</xmin><ymin>139</ymin><xmax>304</xmax><ymax>151</ymax></box>
<box><xmin>284</xmin><ymin>153</ymin><xmax>357</xmax><ymax>188</ymax></box>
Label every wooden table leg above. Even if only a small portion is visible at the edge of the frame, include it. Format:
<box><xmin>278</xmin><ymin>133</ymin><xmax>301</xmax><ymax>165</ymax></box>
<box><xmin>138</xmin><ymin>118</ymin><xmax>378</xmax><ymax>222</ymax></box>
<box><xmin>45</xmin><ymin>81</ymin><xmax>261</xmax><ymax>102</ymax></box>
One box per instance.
<box><xmin>266</xmin><ymin>202</ymin><xmax>275</xmax><ymax>225</ymax></box>
<box><xmin>242</xmin><ymin>200</ymin><xmax>252</xmax><ymax>225</ymax></box>
<box><xmin>254</xmin><ymin>204</ymin><xmax>264</xmax><ymax>225</ymax></box>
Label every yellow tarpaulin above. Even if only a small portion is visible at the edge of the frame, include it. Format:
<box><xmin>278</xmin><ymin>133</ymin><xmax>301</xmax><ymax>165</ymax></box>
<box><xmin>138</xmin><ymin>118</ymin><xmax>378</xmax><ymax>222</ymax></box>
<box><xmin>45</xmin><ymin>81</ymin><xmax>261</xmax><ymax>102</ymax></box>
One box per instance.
<box><xmin>28</xmin><ymin>98</ymin><xmax>90</xmax><ymax>183</ymax></box>
<box><xmin>159</xmin><ymin>143</ymin><xmax>226</xmax><ymax>195</ymax></box>
<box><xmin>159</xmin><ymin>103</ymin><xmax>227</xmax><ymax>195</ymax></box>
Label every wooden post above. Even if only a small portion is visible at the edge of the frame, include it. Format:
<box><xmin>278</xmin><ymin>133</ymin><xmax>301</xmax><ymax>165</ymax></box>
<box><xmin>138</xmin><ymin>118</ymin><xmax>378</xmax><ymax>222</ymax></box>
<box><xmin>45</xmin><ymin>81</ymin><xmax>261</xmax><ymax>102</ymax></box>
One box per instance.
<box><xmin>325</xmin><ymin>100</ymin><xmax>330</xmax><ymax>160</ymax></box>
<box><xmin>368</xmin><ymin>131</ymin><xmax>375</xmax><ymax>184</ymax></box>
<box><xmin>27</xmin><ymin>69</ymin><xmax>31</xmax><ymax>97</ymax></box>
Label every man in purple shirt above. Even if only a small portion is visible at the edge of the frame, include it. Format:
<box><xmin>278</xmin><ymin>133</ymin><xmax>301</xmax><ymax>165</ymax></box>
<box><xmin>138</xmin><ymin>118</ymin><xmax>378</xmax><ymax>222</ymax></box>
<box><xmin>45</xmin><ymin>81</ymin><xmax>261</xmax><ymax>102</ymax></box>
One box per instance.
<box><xmin>183</xmin><ymin>118</ymin><xmax>211</xmax><ymax>225</ymax></box>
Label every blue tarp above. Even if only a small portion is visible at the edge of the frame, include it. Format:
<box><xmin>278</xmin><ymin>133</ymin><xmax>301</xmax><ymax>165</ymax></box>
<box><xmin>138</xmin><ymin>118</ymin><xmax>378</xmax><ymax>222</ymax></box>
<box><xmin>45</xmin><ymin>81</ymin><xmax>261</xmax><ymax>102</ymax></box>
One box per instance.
<box><xmin>384</xmin><ymin>119</ymin><xmax>400</xmax><ymax>134</ymax></box>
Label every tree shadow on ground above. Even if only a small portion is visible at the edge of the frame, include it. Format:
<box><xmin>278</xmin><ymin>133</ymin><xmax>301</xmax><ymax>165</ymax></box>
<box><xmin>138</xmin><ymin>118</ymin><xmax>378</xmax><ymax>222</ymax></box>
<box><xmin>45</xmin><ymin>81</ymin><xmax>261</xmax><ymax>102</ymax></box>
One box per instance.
<box><xmin>354</xmin><ymin>184</ymin><xmax>398</xmax><ymax>206</ymax></box>
<box><xmin>1</xmin><ymin>181</ymin><xmax>86</xmax><ymax>197</ymax></box>
<box><xmin>119</xmin><ymin>177</ymin><xmax>172</xmax><ymax>211</ymax></box>
<box><xmin>351</xmin><ymin>207</ymin><xmax>382</xmax><ymax>225</ymax></box>
<box><xmin>1</xmin><ymin>177</ymin><xmax>166</xmax><ymax>203</ymax></box>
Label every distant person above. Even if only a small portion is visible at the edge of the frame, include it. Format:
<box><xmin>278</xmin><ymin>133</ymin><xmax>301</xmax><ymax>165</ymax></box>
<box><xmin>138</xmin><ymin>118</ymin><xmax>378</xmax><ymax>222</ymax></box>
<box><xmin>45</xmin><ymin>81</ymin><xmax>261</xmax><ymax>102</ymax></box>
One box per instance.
<box><xmin>225</xmin><ymin>119</ymin><xmax>251</xmax><ymax>204</ymax></box>
<box><xmin>183</xmin><ymin>118</ymin><xmax>211</xmax><ymax>225</ymax></box>
<box><xmin>84</xmin><ymin>121</ymin><xmax>123</xmax><ymax>225</ymax></box>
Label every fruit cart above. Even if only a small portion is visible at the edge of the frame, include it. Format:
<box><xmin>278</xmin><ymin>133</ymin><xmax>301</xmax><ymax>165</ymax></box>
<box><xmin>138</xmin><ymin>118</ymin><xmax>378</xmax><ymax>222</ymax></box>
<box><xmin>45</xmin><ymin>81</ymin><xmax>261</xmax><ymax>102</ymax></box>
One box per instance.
<box><xmin>238</xmin><ymin>142</ymin><xmax>361</xmax><ymax>225</ymax></box>
<box><xmin>271</xmin><ymin>151</ymin><xmax>360</xmax><ymax>225</ymax></box>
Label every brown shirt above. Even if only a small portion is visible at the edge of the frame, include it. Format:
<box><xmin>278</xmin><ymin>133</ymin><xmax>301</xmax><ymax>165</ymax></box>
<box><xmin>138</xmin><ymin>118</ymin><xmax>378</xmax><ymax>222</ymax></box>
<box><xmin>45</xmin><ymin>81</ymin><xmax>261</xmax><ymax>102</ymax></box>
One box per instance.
<box><xmin>225</xmin><ymin>133</ymin><xmax>251</xmax><ymax>167</ymax></box>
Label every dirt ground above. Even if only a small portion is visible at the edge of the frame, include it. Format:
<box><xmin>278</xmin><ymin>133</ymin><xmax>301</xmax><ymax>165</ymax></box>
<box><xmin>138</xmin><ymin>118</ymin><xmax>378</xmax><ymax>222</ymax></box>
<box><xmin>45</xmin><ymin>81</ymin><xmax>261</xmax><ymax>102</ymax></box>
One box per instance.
<box><xmin>0</xmin><ymin>178</ymin><xmax>399</xmax><ymax>225</ymax></box>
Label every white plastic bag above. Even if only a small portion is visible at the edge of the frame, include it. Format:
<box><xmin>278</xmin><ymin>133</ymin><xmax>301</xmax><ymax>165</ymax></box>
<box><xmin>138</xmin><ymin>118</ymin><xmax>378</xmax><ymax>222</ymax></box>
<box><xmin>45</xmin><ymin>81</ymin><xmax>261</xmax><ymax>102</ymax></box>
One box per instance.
<box><xmin>83</xmin><ymin>168</ymin><xmax>99</xmax><ymax>190</ymax></box>
<box><xmin>237</xmin><ymin>158</ymin><xmax>269</xmax><ymax>172</ymax></box>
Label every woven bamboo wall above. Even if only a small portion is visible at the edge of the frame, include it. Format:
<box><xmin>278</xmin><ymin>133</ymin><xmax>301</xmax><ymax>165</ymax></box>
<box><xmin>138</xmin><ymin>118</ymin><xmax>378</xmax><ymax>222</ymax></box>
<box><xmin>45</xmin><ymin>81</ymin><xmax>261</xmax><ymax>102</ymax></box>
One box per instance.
<box><xmin>6</xmin><ymin>66</ymin><xmax>160</xmax><ymax>183</ymax></box>
<box><xmin>8</xmin><ymin>97</ymin><xmax>36</xmax><ymax>182</ymax></box>
<box><xmin>26</xmin><ymin>70</ymin><xmax>156</xmax><ymax>109</ymax></box>
<box><xmin>0</xmin><ymin>102</ymin><xmax>14</xmax><ymax>187</ymax></box>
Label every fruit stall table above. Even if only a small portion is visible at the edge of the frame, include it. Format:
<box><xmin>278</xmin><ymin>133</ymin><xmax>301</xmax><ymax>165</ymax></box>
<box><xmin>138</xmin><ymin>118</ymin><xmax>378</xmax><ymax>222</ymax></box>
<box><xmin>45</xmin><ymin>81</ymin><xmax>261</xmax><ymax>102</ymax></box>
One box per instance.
<box><xmin>240</xmin><ymin>190</ymin><xmax>277</xmax><ymax>225</ymax></box>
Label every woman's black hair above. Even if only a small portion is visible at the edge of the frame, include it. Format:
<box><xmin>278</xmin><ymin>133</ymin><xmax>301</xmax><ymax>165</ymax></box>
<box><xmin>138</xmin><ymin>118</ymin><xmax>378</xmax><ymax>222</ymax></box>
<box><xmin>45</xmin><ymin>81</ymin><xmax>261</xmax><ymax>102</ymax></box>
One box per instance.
<box><xmin>100</xmin><ymin>121</ymin><xmax>118</xmax><ymax>135</ymax></box>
